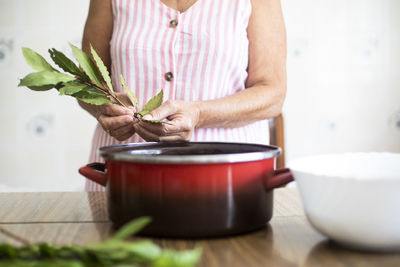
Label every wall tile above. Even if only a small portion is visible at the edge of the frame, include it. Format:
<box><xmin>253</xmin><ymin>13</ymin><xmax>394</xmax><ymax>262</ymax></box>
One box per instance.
<box><xmin>0</xmin><ymin>149</ymin><xmax>20</xmax><ymax>187</ymax></box>
<box><xmin>54</xmin><ymin>0</ymin><xmax>89</xmax><ymax>31</ymax></box>
<box><xmin>0</xmin><ymin>38</ymin><xmax>16</xmax><ymax>69</ymax></box>
<box><xmin>19</xmin><ymin>0</ymin><xmax>55</xmax><ymax>30</ymax></box>
<box><xmin>0</xmin><ymin>0</ymin><xmax>15</xmax><ymax>29</ymax></box>
<box><xmin>9</xmin><ymin>147</ymin><xmax>59</xmax><ymax>189</ymax></box>
<box><xmin>0</xmin><ymin>111</ymin><xmax>18</xmax><ymax>145</ymax></box>
<box><xmin>386</xmin><ymin>0</ymin><xmax>400</xmax><ymax>32</ymax></box>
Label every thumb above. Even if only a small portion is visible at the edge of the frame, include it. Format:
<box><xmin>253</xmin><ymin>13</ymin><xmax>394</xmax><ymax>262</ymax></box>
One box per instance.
<box><xmin>142</xmin><ymin>101</ymin><xmax>175</xmax><ymax>121</ymax></box>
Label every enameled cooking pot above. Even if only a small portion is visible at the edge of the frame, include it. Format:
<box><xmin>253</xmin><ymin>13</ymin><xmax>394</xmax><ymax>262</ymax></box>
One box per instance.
<box><xmin>79</xmin><ymin>142</ymin><xmax>293</xmax><ymax>238</ymax></box>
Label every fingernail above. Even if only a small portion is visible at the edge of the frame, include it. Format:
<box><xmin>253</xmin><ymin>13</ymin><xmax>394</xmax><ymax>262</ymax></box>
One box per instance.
<box><xmin>142</xmin><ymin>114</ymin><xmax>152</xmax><ymax>120</ymax></box>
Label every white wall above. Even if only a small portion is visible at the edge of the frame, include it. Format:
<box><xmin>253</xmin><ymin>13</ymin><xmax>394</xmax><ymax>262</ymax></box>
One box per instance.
<box><xmin>0</xmin><ymin>0</ymin><xmax>399</xmax><ymax>191</ymax></box>
<box><xmin>282</xmin><ymin>0</ymin><xmax>400</xmax><ymax>161</ymax></box>
<box><xmin>0</xmin><ymin>0</ymin><xmax>93</xmax><ymax>191</ymax></box>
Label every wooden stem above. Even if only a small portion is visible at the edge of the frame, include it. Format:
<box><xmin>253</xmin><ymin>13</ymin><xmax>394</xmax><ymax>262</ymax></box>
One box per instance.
<box><xmin>78</xmin><ymin>78</ymin><xmax>129</xmax><ymax>108</ymax></box>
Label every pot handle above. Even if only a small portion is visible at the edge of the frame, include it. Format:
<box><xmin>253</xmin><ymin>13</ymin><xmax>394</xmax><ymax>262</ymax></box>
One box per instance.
<box><xmin>79</xmin><ymin>163</ymin><xmax>107</xmax><ymax>187</ymax></box>
<box><xmin>264</xmin><ymin>168</ymin><xmax>294</xmax><ymax>191</ymax></box>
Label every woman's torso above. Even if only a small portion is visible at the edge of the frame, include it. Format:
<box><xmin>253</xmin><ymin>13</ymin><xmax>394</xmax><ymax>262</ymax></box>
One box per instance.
<box><xmin>86</xmin><ymin>0</ymin><xmax>270</xmax><ymax>191</ymax></box>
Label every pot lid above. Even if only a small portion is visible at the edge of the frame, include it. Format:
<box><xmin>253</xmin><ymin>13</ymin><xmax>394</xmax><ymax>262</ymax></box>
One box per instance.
<box><xmin>99</xmin><ymin>142</ymin><xmax>281</xmax><ymax>164</ymax></box>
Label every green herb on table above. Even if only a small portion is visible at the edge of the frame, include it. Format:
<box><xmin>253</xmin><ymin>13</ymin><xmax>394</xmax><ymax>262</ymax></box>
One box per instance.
<box><xmin>0</xmin><ymin>217</ymin><xmax>202</xmax><ymax>267</ymax></box>
<box><xmin>19</xmin><ymin>44</ymin><xmax>166</xmax><ymax>124</ymax></box>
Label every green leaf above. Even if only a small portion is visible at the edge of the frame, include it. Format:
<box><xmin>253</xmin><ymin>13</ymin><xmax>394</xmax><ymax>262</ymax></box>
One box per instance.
<box><xmin>38</xmin><ymin>243</ymin><xmax>58</xmax><ymax>259</ymax></box>
<box><xmin>48</xmin><ymin>48</ymin><xmax>89</xmax><ymax>81</ymax></box>
<box><xmin>120</xmin><ymin>74</ymin><xmax>139</xmax><ymax>110</ymax></box>
<box><xmin>59</xmin><ymin>81</ymin><xmax>88</xmax><ymax>96</ymax></box>
<box><xmin>87</xmin><ymin>240</ymin><xmax>161</xmax><ymax>261</ymax></box>
<box><xmin>138</xmin><ymin>90</ymin><xmax>163</xmax><ymax>116</ymax></box>
<box><xmin>153</xmin><ymin>247</ymin><xmax>202</xmax><ymax>267</ymax></box>
<box><xmin>25</xmin><ymin>82</ymin><xmax>64</xmax><ymax>92</ymax></box>
<box><xmin>18</xmin><ymin>71</ymin><xmax>74</xmax><ymax>87</ymax></box>
<box><xmin>0</xmin><ymin>244</ymin><xmax>17</xmax><ymax>259</ymax></box>
<box><xmin>123</xmin><ymin>241</ymin><xmax>161</xmax><ymax>261</ymax></box>
<box><xmin>69</xmin><ymin>43</ymin><xmax>103</xmax><ymax>87</ymax></box>
<box><xmin>90</xmin><ymin>44</ymin><xmax>114</xmax><ymax>92</ymax></box>
<box><xmin>72</xmin><ymin>89</ymin><xmax>113</xmax><ymax>105</ymax></box>
<box><xmin>110</xmin><ymin>217</ymin><xmax>152</xmax><ymax>241</ymax></box>
<box><xmin>22</xmin><ymin>47</ymin><xmax>54</xmax><ymax>72</ymax></box>
<box><xmin>27</xmin><ymin>85</ymin><xmax>55</xmax><ymax>91</ymax></box>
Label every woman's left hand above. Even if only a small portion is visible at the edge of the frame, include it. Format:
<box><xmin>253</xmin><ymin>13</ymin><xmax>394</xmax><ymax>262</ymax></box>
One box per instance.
<box><xmin>133</xmin><ymin>100</ymin><xmax>201</xmax><ymax>142</ymax></box>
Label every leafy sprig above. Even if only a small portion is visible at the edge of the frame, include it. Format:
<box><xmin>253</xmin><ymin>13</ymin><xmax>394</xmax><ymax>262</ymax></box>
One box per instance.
<box><xmin>19</xmin><ymin>44</ymin><xmax>165</xmax><ymax>124</ymax></box>
<box><xmin>0</xmin><ymin>217</ymin><xmax>202</xmax><ymax>267</ymax></box>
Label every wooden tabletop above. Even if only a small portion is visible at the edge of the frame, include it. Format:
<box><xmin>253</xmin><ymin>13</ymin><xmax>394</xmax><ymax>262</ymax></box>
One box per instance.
<box><xmin>0</xmin><ymin>188</ymin><xmax>399</xmax><ymax>266</ymax></box>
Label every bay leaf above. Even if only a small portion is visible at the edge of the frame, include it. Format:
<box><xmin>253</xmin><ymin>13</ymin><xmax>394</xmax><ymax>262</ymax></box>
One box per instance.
<box><xmin>110</xmin><ymin>217</ymin><xmax>151</xmax><ymax>241</ymax></box>
<box><xmin>87</xmin><ymin>241</ymin><xmax>160</xmax><ymax>263</ymax></box>
<box><xmin>72</xmin><ymin>90</ymin><xmax>113</xmax><ymax>105</ymax></box>
<box><xmin>18</xmin><ymin>71</ymin><xmax>74</xmax><ymax>87</ymax></box>
<box><xmin>69</xmin><ymin>43</ymin><xmax>103</xmax><ymax>87</ymax></box>
<box><xmin>123</xmin><ymin>241</ymin><xmax>161</xmax><ymax>261</ymax></box>
<box><xmin>0</xmin><ymin>216</ymin><xmax>202</xmax><ymax>266</ymax></box>
<box><xmin>48</xmin><ymin>48</ymin><xmax>89</xmax><ymax>82</ymax></box>
<box><xmin>0</xmin><ymin>244</ymin><xmax>17</xmax><ymax>259</ymax></box>
<box><xmin>90</xmin><ymin>44</ymin><xmax>114</xmax><ymax>92</ymax></box>
<box><xmin>22</xmin><ymin>47</ymin><xmax>54</xmax><ymax>72</ymax></box>
<box><xmin>38</xmin><ymin>243</ymin><xmax>57</xmax><ymax>258</ymax></box>
<box><xmin>138</xmin><ymin>90</ymin><xmax>163</xmax><ymax>116</ymax></box>
<box><xmin>153</xmin><ymin>247</ymin><xmax>202</xmax><ymax>267</ymax></box>
<box><xmin>59</xmin><ymin>81</ymin><xmax>89</xmax><ymax>96</ymax></box>
<box><xmin>27</xmin><ymin>85</ymin><xmax>55</xmax><ymax>91</ymax></box>
<box><xmin>120</xmin><ymin>74</ymin><xmax>139</xmax><ymax>110</ymax></box>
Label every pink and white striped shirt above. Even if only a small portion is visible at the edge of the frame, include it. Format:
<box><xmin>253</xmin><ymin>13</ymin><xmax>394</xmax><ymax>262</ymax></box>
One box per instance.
<box><xmin>86</xmin><ymin>0</ymin><xmax>270</xmax><ymax>191</ymax></box>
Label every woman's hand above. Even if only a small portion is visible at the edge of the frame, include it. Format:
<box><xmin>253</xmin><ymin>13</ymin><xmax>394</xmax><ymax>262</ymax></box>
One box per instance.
<box><xmin>133</xmin><ymin>100</ymin><xmax>201</xmax><ymax>142</ymax></box>
<box><xmin>94</xmin><ymin>93</ymin><xmax>136</xmax><ymax>141</ymax></box>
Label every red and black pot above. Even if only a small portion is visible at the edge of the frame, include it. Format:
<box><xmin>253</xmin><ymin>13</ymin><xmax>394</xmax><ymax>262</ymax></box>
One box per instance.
<box><xmin>79</xmin><ymin>142</ymin><xmax>293</xmax><ymax>238</ymax></box>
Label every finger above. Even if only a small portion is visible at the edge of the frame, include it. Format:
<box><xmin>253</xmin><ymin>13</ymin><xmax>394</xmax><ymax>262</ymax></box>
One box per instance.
<box><xmin>99</xmin><ymin>115</ymin><xmax>133</xmax><ymax>131</ymax></box>
<box><xmin>133</xmin><ymin>124</ymin><xmax>160</xmax><ymax>142</ymax></box>
<box><xmin>138</xmin><ymin>120</ymin><xmax>169</xmax><ymax>136</ymax></box>
<box><xmin>139</xmin><ymin>119</ymin><xmax>189</xmax><ymax>137</ymax></box>
<box><xmin>112</xmin><ymin>123</ymin><xmax>135</xmax><ymax>138</ymax></box>
<box><xmin>142</xmin><ymin>100</ymin><xmax>176</xmax><ymax>121</ymax></box>
<box><xmin>159</xmin><ymin>135</ymin><xmax>188</xmax><ymax>142</ymax></box>
<box><xmin>114</xmin><ymin>127</ymin><xmax>135</xmax><ymax>141</ymax></box>
<box><xmin>99</xmin><ymin>103</ymin><xmax>133</xmax><ymax>116</ymax></box>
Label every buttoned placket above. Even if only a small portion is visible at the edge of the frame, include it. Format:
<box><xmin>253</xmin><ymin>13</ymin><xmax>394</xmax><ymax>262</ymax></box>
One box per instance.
<box><xmin>164</xmin><ymin>12</ymin><xmax>181</xmax><ymax>100</ymax></box>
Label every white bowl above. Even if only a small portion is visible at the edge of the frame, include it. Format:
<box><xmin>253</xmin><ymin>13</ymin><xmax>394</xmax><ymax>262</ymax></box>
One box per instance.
<box><xmin>288</xmin><ymin>152</ymin><xmax>400</xmax><ymax>252</ymax></box>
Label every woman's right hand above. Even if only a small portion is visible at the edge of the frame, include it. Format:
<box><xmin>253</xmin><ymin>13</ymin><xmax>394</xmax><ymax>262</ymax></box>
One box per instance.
<box><xmin>94</xmin><ymin>93</ymin><xmax>136</xmax><ymax>141</ymax></box>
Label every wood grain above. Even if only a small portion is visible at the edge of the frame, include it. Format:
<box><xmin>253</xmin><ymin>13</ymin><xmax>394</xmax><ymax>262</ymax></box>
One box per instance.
<box><xmin>269</xmin><ymin>114</ymin><xmax>286</xmax><ymax>169</ymax></box>
<box><xmin>0</xmin><ymin>188</ymin><xmax>399</xmax><ymax>267</ymax></box>
<box><xmin>0</xmin><ymin>188</ymin><xmax>303</xmax><ymax>223</ymax></box>
<box><xmin>0</xmin><ymin>192</ymin><xmax>108</xmax><ymax>223</ymax></box>
<box><xmin>0</xmin><ymin>219</ymin><xmax>398</xmax><ymax>267</ymax></box>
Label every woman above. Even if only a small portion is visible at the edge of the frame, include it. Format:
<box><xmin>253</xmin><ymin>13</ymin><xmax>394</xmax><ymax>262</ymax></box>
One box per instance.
<box><xmin>80</xmin><ymin>0</ymin><xmax>287</xmax><ymax>191</ymax></box>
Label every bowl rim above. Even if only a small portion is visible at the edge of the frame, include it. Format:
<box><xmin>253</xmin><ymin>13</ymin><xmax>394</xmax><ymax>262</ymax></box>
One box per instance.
<box><xmin>288</xmin><ymin>152</ymin><xmax>400</xmax><ymax>181</ymax></box>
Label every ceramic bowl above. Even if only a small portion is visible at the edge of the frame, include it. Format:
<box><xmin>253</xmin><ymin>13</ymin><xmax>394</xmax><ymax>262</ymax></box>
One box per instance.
<box><xmin>288</xmin><ymin>152</ymin><xmax>400</xmax><ymax>252</ymax></box>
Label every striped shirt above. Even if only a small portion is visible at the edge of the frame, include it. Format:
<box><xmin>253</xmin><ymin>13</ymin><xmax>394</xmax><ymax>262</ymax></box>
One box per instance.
<box><xmin>86</xmin><ymin>0</ymin><xmax>270</xmax><ymax>191</ymax></box>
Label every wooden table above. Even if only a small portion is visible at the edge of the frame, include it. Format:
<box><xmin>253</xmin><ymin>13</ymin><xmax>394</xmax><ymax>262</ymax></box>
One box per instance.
<box><xmin>0</xmin><ymin>188</ymin><xmax>399</xmax><ymax>266</ymax></box>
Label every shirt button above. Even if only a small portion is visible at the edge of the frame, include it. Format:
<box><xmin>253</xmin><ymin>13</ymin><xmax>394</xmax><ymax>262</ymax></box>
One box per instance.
<box><xmin>169</xmin><ymin>19</ymin><xmax>178</xmax><ymax>28</ymax></box>
<box><xmin>165</xmin><ymin>72</ymin><xmax>174</xmax><ymax>81</ymax></box>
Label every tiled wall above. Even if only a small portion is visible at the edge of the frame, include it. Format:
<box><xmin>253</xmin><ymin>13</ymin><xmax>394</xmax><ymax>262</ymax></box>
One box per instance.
<box><xmin>0</xmin><ymin>0</ymin><xmax>399</xmax><ymax>191</ymax></box>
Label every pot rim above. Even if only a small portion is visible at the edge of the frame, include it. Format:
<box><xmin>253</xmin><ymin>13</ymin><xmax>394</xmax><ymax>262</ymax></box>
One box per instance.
<box><xmin>99</xmin><ymin>142</ymin><xmax>281</xmax><ymax>164</ymax></box>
